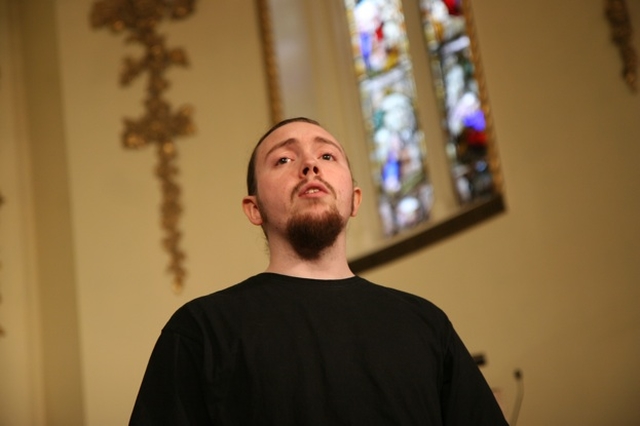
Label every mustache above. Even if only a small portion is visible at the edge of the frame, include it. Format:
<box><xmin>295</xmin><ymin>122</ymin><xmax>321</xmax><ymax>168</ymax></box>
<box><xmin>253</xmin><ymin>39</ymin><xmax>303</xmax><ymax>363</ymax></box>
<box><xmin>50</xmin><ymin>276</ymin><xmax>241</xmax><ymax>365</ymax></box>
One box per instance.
<box><xmin>291</xmin><ymin>177</ymin><xmax>337</xmax><ymax>201</ymax></box>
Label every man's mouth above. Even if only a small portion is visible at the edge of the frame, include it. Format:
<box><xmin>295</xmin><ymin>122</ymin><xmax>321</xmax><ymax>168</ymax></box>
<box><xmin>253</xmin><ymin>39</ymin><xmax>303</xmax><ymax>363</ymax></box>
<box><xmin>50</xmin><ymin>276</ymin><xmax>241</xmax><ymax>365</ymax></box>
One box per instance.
<box><xmin>292</xmin><ymin>178</ymin><xmax>335</xmax><ymax>200</ymax></box>
<box><xmin>299</xmin><ymin>185</ymin><xmax>325</xmax><ymax>197</ymax></box>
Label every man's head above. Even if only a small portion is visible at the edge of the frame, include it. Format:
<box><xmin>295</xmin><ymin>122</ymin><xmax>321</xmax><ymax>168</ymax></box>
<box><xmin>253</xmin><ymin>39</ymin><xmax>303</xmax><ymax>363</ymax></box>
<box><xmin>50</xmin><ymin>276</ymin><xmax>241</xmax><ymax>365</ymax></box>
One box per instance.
<box><xmin>246</xmin><ymin>117</ymin><xmax>320</xmax><ymax>197</ymax></box>
<box><xmin>242</xmin><ymin>118</ymin><xmax>362</xmax><ymax>259</ymax></box>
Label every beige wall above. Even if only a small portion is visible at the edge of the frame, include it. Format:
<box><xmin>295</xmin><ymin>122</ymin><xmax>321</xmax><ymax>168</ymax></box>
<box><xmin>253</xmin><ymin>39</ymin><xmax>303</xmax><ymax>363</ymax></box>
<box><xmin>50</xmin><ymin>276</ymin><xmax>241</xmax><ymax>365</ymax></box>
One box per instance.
<box><xmin>0</xmin><ymin>0</ymin><xmax>638</xmax><ymax>425</ymax></box>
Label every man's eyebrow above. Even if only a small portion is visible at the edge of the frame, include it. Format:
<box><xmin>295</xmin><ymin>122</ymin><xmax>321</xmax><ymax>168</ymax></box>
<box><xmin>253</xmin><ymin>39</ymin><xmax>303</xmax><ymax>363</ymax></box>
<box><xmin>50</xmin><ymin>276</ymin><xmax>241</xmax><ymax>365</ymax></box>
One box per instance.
<box><xmin>264</xmin><ymin>136</ymin><xmax>345</xmax><ymax>159</ymax></box>
<box><xmin>314</xmin><ymin>136</ymin><xmax>345</xmax><ymax>155</ymax></box>
<box><xmin>264</xmin><ymin>138</ymin><xmax>297</xmax><ymax>159</ymax></box>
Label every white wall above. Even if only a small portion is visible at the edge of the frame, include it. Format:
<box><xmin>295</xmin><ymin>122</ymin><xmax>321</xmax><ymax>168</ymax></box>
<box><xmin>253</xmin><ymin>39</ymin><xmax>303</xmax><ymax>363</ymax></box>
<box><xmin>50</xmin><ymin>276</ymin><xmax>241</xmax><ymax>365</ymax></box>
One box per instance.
<box><xmin>1</xmin><ymin>0</ymin><xmax>638</xmax><ymax>425</ymax></box>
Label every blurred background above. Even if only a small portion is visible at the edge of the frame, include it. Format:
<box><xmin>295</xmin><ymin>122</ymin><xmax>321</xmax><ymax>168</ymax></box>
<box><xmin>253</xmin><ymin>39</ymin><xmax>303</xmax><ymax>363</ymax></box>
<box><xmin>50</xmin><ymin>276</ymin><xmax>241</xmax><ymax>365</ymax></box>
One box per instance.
<box><xmin>0</xmin><ymin>0</ymin><xmax>638</xmax><ymax>424</ymax></box>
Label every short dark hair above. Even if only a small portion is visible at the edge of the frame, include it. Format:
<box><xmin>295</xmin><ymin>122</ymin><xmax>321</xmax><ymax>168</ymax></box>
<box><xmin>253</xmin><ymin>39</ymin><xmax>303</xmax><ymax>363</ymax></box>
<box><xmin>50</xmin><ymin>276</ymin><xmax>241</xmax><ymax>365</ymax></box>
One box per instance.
<box><xmin>246</xmin><ymin>117</ymin><xmax>320</xmax><ymax>196</ymax></box>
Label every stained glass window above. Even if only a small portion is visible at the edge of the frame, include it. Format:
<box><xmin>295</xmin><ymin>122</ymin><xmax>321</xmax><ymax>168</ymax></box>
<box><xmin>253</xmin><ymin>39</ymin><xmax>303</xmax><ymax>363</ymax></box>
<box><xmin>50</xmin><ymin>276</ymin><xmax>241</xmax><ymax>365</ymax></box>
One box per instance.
<box><xmin>344</xmin><ymin>0</ymin><xmax>433</xmax><ymax>237</ymax></box>
<box><xmin>419</xmin><ymin>0</ymin><xmax>495</xmax><ymax>204</ymax></box>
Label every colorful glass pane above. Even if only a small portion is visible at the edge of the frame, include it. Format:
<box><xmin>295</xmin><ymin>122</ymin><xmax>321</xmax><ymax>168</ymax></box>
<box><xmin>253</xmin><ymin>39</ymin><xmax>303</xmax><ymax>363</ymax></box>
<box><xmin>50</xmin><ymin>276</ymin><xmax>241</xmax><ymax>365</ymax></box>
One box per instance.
<box><xmin>419</xmin><ymin>0</ymin><xmax>495</xmax><ymax>203</ymax></box>
<box><xmin>344</xmin><ymin>0</ymin><xmax>433</xmax><ymax>237</ymax></box>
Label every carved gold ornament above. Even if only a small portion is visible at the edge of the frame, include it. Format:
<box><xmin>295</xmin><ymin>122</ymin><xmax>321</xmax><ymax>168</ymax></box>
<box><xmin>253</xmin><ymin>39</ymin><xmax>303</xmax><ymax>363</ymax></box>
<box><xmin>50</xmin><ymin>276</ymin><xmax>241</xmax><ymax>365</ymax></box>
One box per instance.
<box><xmin>90</xmin><ymin>0</ymin><xmax>197</xmax><ymax>293</ymax></box>
<box><xmin>605</xmin><ymin>0</ymin><xmax>637</xmax><ymax>91</ymax></box>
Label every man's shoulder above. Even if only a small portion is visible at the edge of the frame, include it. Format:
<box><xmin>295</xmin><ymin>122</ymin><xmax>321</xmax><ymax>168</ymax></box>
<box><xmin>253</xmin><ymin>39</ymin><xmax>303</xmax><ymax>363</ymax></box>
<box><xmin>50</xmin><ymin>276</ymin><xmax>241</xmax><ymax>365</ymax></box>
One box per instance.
<box><xmin>162</xmin><ymin>275</ymin><xmax>267</xmax><ymax>331</ymax></box>
<box><xmin>360</xmin><ymin>277</ymin><xmax>444</xmax><ymax>308</ymax></box>
<box><xmin>359</xmin><ymin>277</ymin><xmax>452</xmax><ymax>324</ymax></box>
<box><xmin>180</xmin><ymin>274</ymin><xmax>268</xmax><ymax>312</ymax></box>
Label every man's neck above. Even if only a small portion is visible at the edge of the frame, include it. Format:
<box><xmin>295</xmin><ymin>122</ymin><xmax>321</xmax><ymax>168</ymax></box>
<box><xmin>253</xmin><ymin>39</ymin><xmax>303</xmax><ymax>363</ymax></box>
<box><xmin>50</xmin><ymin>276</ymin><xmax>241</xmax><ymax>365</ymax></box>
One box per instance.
<box><xmin>265</xmin><ymin>235</ymin><xmax>355</xmax><ymax>279</ymax></box>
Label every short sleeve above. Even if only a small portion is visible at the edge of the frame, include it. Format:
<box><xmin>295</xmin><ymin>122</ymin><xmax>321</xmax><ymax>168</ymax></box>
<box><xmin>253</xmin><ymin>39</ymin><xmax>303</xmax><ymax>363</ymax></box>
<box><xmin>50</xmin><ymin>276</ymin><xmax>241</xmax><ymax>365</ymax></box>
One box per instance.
<box><xmin>440</xmin><ymin>323</ymin><xmax>508</xmax><ymax>426</ymax></box>
<box><xmin>129</xmin><ymin>308</ymin><xmax>214</xmax><ymax>425</ymax></box>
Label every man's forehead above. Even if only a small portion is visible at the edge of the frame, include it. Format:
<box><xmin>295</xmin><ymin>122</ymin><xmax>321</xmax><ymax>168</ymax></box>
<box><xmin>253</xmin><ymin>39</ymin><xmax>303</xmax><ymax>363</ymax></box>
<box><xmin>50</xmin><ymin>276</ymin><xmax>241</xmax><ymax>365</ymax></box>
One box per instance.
<box><xmin>259</xmin><ymin>123</ymin><xmax>346</xmax><ymax>157</ymax></box>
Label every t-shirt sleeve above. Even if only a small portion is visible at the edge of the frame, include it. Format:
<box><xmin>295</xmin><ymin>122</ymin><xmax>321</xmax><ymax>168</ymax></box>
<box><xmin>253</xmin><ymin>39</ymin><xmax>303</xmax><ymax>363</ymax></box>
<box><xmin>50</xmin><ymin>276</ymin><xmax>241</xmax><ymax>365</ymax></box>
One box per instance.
<box><xmin>440</xmin><ymin>323</ymin><xmax>509</xmax><ymax>426</ymax></box>
<box><xmin>129</xmin><ymin>307</ymin><xmax>213</xmax><ymax>425</ymax></box>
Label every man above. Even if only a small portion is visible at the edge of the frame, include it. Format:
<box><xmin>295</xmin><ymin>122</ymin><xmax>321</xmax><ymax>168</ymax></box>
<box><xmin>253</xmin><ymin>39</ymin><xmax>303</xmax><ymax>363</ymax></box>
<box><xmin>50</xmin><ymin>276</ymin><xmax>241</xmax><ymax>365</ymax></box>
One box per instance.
<box><xmin>130</xmin><ymin>117</ymin><xmax>508</xmax><ymax>425</ymax></box>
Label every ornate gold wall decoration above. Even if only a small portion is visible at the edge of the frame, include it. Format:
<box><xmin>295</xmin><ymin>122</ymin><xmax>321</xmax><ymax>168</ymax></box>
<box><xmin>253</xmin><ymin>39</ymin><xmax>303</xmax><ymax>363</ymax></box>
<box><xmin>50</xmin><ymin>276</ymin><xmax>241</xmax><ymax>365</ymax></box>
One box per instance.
<box><xmin>605</xmin><ymin>0</ymin><xmax>637</xmax><ymax>91</ymax></box>
<box><xmin>90</xmin><ymin>0</ymin><xmax>197</xmax><ymax>293</ymax></box>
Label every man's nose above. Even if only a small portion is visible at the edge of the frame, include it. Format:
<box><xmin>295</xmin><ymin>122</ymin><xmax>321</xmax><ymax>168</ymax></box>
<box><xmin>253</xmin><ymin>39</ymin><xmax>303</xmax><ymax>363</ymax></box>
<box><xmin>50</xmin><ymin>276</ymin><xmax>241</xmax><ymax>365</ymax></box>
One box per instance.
<box><xmin>302</xmin><ymin>165</ymin><xmax>319</xmax><ymax>176</ymax></box>
<box><xmin>301</xmin><ymin>158</ymin><xmax>320</xmax><ymax>176</ymax></box>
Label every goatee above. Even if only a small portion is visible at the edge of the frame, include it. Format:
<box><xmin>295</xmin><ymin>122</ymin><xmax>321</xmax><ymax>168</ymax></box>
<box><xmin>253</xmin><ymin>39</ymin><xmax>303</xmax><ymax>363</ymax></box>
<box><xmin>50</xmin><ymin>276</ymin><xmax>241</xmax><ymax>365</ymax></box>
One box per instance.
<box><xmin>286</xmin><ymin>207</ymin><xmax>345</xmax><ymax>260</ymax></box>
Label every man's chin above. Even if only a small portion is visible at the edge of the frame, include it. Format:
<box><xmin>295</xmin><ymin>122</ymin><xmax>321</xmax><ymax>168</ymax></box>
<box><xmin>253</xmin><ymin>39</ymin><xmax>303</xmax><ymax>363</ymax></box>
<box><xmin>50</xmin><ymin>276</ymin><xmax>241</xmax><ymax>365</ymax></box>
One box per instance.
<box><xmin>286</xmin><ymin>208</ymin><xmax>345</xmax><ymax>260</ymax></box>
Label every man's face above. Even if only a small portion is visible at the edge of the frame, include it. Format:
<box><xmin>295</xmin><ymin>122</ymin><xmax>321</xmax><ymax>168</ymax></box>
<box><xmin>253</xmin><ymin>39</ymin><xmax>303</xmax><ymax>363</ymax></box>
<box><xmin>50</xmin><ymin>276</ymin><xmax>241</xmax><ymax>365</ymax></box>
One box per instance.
<box><xmin>243</xmin><ymin>121</ymin><xmax>362</xmax><ymax>246</ymax></box>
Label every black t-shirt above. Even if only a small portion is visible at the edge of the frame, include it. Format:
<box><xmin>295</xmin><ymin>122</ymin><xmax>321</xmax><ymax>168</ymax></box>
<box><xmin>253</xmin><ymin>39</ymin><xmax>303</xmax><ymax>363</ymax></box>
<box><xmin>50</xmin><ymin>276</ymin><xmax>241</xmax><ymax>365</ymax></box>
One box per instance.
<box><xmin>130</xmin><ymin>273</ymin><xmax>508</xmax><ymax>425</ymax></box>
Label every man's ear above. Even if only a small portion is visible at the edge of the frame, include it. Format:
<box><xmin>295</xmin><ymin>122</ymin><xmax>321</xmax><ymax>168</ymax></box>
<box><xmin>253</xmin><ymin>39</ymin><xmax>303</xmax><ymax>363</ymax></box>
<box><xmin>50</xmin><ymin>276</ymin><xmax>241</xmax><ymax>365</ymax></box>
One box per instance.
<box><xmin>242</xmin><ymin>195</ymin><xmax>263</xmax><ymax>226</ymax></box>
<box><xmin>350</xmin><ymin>186</ymin><xmax>363</xmax><ymax>217</ymax></box>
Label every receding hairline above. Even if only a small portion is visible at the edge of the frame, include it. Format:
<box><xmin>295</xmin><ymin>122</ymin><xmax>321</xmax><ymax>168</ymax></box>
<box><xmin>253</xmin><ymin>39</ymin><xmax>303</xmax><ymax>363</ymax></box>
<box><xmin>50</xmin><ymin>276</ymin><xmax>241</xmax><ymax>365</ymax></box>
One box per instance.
<box><xmin>255</xmin><ymin>117</ymin><xmax>321</xmax><ymax>150</ymax></box>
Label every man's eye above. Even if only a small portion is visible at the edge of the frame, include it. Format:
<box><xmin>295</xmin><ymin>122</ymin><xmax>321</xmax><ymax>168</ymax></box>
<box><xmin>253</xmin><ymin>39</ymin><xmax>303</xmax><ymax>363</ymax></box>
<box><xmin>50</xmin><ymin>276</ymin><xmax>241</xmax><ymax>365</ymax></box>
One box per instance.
<box><xmin>276</xmin><ymin>157</ymin><xmax>291</xmax><ymax>165</ymax></box>
<box><xmin>321</xmin><ymin>153</ymin><xmax>335</xmax><ymax>161</ymax></box>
